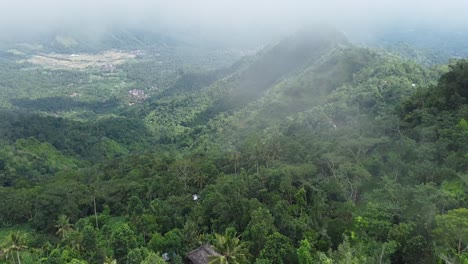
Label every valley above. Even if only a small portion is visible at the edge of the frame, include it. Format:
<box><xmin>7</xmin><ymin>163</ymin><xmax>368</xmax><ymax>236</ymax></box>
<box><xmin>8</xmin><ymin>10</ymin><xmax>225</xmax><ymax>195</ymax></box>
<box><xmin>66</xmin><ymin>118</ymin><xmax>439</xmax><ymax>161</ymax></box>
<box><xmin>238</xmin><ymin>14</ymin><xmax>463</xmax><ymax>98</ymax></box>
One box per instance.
<box><xmin>0</xmin><ymin>26</ymin><xmax>467</xmax><ymax>264</ymax></box>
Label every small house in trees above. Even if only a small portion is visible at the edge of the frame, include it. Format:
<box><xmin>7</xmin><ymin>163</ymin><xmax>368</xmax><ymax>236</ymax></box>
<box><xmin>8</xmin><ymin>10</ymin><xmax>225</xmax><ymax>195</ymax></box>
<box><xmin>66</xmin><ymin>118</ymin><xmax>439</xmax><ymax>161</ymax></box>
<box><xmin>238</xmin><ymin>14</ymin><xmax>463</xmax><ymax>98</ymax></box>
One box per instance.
<box><xmin>186</xmin><ymin>244</ymin><xmax>221</xmax><ymax>264</ymax></box>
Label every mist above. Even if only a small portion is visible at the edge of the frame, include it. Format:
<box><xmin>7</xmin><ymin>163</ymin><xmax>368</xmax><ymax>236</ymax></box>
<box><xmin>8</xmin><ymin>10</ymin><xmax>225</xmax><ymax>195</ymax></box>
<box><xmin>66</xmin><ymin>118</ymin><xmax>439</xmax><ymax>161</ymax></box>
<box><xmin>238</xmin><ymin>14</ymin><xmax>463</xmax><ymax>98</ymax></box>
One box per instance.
<box><xmin>1</xmin><ymin>0</ymin><xmax>468</xmax><ymax>45</ymax></box>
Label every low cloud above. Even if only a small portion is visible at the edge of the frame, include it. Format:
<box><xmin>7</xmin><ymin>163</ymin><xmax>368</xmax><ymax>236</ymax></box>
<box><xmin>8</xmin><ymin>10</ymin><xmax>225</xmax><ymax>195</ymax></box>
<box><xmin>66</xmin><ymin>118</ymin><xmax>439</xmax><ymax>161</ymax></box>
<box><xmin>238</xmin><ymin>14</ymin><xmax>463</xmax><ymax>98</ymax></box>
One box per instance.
<box><xmin>0</xmin><ymin>0</ymin><xmax>467</xmax><ymax>42</ymax></box>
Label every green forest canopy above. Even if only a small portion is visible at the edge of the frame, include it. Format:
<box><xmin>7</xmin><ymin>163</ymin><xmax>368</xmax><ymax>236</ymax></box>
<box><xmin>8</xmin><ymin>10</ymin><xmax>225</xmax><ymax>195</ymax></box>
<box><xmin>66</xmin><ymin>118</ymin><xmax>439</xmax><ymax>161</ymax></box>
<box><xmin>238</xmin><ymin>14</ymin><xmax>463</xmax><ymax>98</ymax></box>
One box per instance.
<box><xmin>0</xmin><ymin>29</ymin><xmax>467</xmax><ymax>264</ymax></box>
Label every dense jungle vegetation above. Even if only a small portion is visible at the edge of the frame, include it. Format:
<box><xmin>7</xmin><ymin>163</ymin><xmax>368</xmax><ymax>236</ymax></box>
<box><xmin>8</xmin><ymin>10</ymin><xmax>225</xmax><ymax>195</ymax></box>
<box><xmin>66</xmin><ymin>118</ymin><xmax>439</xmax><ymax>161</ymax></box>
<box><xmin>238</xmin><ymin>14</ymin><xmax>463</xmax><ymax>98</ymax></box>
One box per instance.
<box><xmin>0</xmin><ymin>28</ymin><xmax>467</xmax><ymax>264</ymax></box>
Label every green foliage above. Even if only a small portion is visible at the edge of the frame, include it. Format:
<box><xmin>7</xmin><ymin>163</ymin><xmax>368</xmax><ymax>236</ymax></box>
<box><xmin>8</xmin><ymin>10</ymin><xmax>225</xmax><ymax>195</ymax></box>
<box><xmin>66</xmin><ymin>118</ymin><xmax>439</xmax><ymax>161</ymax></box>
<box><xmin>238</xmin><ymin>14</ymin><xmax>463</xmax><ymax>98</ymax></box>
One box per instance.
<box><xmin>141</xmin><ymin>252</ymin><xmax>165</xmax><ymax>264</ymax></box>
<box><xmin>258</xmin><ymin>232</ymin><xmax>296</xmax><ymax>264</ymax></box>
<box><xmin>80</xmin><ymin>226</ymin><xmax>97</xmax><ymax>261</ymax></box>
<box><xmin>110</xmin><ymin>224</ymin><xmax>137</xmax><ymax>262</ymax></box>
<box><xmin>1</xmin><ymin>231</ymin><xmax>29</xmax><ymax>264</ymax></box>
<box><xmin>297</xmin><ymin>239</ymin><xmax>313</xmax><ymax>264</ymax></box>
<box><xmin>209</xmin><ymin>228</ymin><xmax>248</xmax><ymax>264</ymax></box>
<box><xmin>434</xmin><ymin>208</ymin><xmax>468</xmax><ymax>260</ymax></box>
<box><xmin>126</xmin><ymin>247</ymin><xmax>149</xmax><ymax>264</ymax></box>
<box><xmin>127</xmin><ymin>196</ymin><xmax>144</xmax><ymax>217</ymax></box>
<box><xmin>148</xmin><ymin>228</ymin><xmax>185</xmax><ymax>256</ymax></box>
<box><xmin>55</xmin><ymin>215</ymin><xmax>73</xmax><ymax>240</ymax></box>
<box><xmin>243</xmin><ymin>207</ymin><xmax>275</xmax><ymax>256</ymax></box>
<box><xmin>1</xmin><ymin>28</ymin><xmax>467</xmax><ymax>264</ymax></box>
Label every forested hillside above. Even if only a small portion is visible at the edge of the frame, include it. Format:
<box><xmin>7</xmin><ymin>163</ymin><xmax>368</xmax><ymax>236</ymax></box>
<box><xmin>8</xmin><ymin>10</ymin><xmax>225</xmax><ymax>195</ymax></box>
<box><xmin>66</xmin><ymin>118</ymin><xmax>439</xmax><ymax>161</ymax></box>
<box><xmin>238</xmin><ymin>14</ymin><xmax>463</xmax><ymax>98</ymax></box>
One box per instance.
<box><xmin>0</xmin><ymin>28</ymin><xmax>467</xmax><ymax>264</ymax></box>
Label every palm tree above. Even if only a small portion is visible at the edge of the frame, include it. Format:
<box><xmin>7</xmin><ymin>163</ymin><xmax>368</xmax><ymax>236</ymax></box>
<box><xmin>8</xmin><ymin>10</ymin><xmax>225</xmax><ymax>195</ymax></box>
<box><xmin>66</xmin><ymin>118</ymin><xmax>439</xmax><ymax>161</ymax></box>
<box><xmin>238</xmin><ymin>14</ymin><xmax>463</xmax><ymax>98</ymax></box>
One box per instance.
<box><xmin>230</xmin><ymin>150</ymin><xmax>241</xmax><ymax>175</ymax></box>
<box><xmin>55</xmin><ymin>214</ymin><xmax>73</xmax><ymax>239</ymax></box>
<box><xmin>191</xmin><ymin>173</ymin><xmax>208</xmax><ymax>189</ymax></box>
<box><xmin>264</xmin><ymin>139</ymin><xmax>281</xmax><ymax>168</ymax></box>
<box><xmin>2</xmin><ymin>232</ymin><xmax>28</xmax><ymax>264</ymax></box>
<box><xmin>209</xmin><ymin>255</ymin><xmax>229</xmax><ymax>264</ymax></box>
<box><xmin>209</xmin><ymin>229</ymin><xmax>248</xmax><ymax>264</ymax></box>
<box><xmin>41</xmin><ymin>241</ymin><xmax>54</xmax><ymax>257</ymax></box>
<box><xmin>103</xmin><ymin>256</ymin><xmax>117</xmax><ymax>264</ymax></box>
<box><xmin>66</xmin><ymin>230</ymin><xmax>83</xmax><ymax>252</ymax></box>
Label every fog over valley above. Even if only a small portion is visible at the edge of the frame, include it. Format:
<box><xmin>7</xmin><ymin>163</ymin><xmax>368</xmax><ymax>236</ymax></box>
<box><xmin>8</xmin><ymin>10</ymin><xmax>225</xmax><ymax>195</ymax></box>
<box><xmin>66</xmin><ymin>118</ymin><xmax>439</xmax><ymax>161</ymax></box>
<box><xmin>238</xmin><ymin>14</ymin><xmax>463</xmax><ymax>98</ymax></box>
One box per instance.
<box><xmin>1</xmin><ymin>0</ymin><xmax>468</xmax><ymax>46</ymax></box>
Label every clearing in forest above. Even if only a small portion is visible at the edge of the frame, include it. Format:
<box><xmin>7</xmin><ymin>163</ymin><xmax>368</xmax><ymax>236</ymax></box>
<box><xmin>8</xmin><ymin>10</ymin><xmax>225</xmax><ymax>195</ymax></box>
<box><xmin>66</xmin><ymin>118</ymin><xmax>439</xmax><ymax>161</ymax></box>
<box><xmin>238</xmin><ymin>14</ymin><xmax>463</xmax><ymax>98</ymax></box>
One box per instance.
<box><xmin>21</xmin><ymin>50</ymin><xmax>136</xmax><ymax>70</ymax></box>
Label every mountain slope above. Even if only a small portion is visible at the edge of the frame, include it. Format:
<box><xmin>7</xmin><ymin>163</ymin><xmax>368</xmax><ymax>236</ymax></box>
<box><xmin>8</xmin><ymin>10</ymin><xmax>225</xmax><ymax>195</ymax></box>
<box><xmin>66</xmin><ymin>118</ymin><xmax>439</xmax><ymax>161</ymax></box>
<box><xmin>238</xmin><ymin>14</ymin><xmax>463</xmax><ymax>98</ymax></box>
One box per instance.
<box><xmin>142</xmin><ymin>28</ymin><xmax>443</xmax><ymax>147</ymax></box>
<box><xmin>3</xmin><ymin>28</ymin><xmax>175</xmax><ymax>54</ymax></box>
<box><xmin>143</xmin><ymin>28</ymin><xmax>351</xmax><ymax>142</ymax></box>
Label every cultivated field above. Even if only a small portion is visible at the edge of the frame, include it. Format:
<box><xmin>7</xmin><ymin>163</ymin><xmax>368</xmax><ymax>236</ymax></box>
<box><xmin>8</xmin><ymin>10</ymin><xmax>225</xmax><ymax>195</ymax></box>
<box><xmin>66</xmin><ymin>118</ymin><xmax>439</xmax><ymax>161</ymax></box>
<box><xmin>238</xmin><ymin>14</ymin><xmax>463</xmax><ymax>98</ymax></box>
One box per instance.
<box><xmin>22</xmin><ymin>50</ymin><xmax>136</xmax><ymax>70</ymax></box>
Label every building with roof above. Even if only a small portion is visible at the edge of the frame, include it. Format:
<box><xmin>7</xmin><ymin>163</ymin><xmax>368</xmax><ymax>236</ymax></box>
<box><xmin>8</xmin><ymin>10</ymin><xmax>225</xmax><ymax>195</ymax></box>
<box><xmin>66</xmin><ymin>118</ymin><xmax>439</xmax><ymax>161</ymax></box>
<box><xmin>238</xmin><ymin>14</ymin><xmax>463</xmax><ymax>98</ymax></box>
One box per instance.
<box><xmin>186</xmin><ymin>244</ymin><xmax>221</xmax><ymax>264</ymax></box>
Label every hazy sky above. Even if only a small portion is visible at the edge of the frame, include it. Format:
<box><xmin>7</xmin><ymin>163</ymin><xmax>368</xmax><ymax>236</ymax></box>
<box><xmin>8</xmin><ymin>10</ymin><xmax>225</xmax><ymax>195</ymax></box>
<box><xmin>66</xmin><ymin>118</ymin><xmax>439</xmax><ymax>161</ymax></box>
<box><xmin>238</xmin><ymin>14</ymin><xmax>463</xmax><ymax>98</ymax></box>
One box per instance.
<box><xmin>1</xmin><ymin>0</ymin><xmax>467</xmax><ymax>40</ymax></box>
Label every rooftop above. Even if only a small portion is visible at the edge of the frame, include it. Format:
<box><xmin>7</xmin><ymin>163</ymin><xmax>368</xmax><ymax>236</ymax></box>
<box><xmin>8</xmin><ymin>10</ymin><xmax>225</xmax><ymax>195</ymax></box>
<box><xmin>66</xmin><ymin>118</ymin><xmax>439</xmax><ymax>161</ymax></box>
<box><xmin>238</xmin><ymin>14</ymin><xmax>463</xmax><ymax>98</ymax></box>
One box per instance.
<box><xmin>186</xmin><ymin>244</ymin><xmax>221</xmax><ymax>264</ymax></box>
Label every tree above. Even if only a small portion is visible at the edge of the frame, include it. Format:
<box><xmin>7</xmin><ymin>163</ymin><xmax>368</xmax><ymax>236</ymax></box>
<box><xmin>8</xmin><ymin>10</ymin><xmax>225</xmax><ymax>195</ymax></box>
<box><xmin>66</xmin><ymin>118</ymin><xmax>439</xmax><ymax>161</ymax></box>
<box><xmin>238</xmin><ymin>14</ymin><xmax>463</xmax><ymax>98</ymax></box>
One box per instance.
<box><xmin>127</xmin><ymin>196</ymin><xmax>144</xmax><ymax>217</ymax></box>
<box><xmin>110</xmin><ymin>224</ymin><xmax>137</xmax><ymax>262</ymax></box>
<box><xmin>297</xmin><ymin>239</ymin><xmax>313</xmax><ymax>264</ymax></box>
<box><xmin>294</xmin><ymin>188</ymin><xmax>307</xmax><ymax>217</ymax></box>
<box><xmin>149</xmin><ymin>232</ymin><xmax>165</xmax><ymax>253</ymax></box>
<box><xmin>2</xmin><ymin>232</ymin><xmax>28</xmax><ymax>264</ymax></box>
<box><xmin>191</xmin><ymin>172</ymin><xmax>208</xmax><ymax>190</ymax></box>
<box><xmin>164</xmin><ymin>228</ymin><xmax>185</xmax><ymax>255</ymax></box>
<box><xmin>333</xmin><ymin>237</ymin><xmax>368</xmax><ymax>264</ymax></box>
<box><xmin>81</xmin><ymin>225</ymin><xmax>97</xmax><ymax>261</ymax></box>
<box><xmin>316</xmin><ymin>252</ymin><xmax>334</xmax><ymax>264</ymax></box>
<box><xmin>55</xmin><ymin>215</ymin><xmax>74</xmax><ymax>239</ymax></box>
<box><xmin>45</xmin><ymin>248</ymin><xmax>62</xmax><ymax>264</ymax></box>
<box><xmin>243</xmin><ymin>207</ymin><xmax>275</xmax><ymax>256</ymax></box>
<box><xmin>209</xmin><ymin>228</ymin><xmax>248</xmax><ymax>264</ymax></box>
<box><xmin>436</xmin><ymin>60</ymin><xmax>468</xmax><ymax>107</ymax></box>
<box><xmin>64</xmin><ymin>230</ymin><xmax>83</xmax><ymax>253</ymax></box>
<box><xmin>230</xmin><ymin>149</ymin><xmax>241</xmax><ymax>175</ymax></box>
<box><xmin>141</xmin><ymin>253</ymin><xmax>166</xmax><ymax>264</ymax></box>
<box><xmin>258</xmin><ymin>232</ymin><xmax>296</xmax><ymax>264</ymax></box>
<box><xmin>103</xmin><ymin>256</ymin><xmax>117</xmax><ymax>264</ymax></box>
<box><xmin>135</xmin><ymin>213</ymin><xmax>160</xmax><ymax>242</ymax></box>
<box><xmin>170</xmin><ymin>159</ymin><xmax>193</xmax><ymax>191</ymax></box>
<box><xmin>126</xmin><ymin>247</ymin><xmax>148</xmax><ymax>264</ymax></box>
<box><xmin>434</xmin><ymin>208</ymin><xmax>468</xmax><ymax>260</ymax></box>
